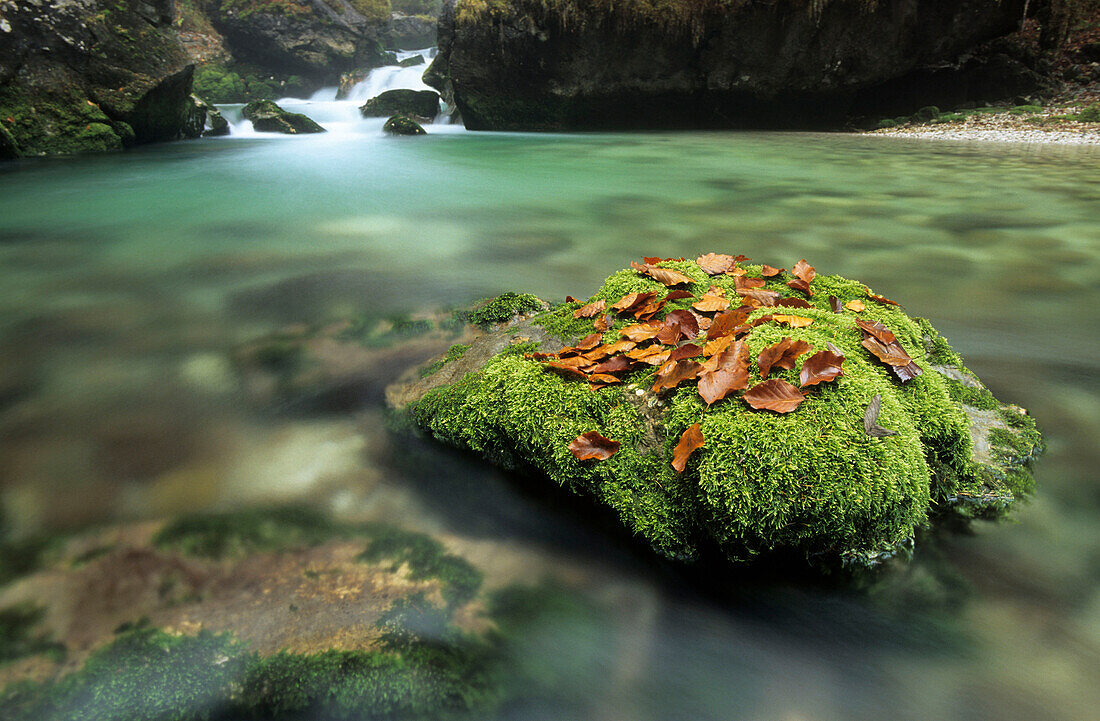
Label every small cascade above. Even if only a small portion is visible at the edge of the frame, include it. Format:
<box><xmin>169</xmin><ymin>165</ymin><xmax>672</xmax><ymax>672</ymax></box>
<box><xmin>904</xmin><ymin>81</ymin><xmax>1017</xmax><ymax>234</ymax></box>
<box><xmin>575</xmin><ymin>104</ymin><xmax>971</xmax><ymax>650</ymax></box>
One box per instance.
<box><xmin>215</xmin><ymin>47</ymin><xmax>461</xmax><ymax>138</ymax></box>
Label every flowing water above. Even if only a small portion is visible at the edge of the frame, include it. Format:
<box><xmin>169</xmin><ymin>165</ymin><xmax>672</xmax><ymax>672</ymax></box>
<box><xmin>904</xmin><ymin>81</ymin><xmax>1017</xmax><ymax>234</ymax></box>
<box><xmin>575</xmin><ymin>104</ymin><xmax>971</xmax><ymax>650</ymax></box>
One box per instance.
<box><xmin>0</xmin><ymin>61</ymin><xmax>1098</xmax><ymax>719</ymax></box>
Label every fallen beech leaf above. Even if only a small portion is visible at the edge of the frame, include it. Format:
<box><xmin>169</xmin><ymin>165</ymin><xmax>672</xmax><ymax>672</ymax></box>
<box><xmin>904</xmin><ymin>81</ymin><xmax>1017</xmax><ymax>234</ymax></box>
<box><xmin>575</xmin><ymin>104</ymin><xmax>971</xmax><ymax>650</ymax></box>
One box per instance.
<box><xmin>725</xmin><ymin>266</ymin><xmax>747</xmax><ymax>277</ymax></box>
<box><xmin>587</xmin><ymin>373</ymin><xmax>622</xmax><ymax>388</ymax></box>
<box><xmin>568</xmin><ymin>431</ymin><xmax>620</xmax><ymax>461</ymax></box>
<box><xmin>589</xmin><ymin>356</ymin><xmax>634</xmax><ymax>374</ymax></box>
<box><xmin>761</xmin><ymin>265</ymin><xmax>783</xmax><ymax>277</ymax></box>
<box><xmin>642</xmin><ymin>257</ymin><xmax>663</xmax><ymax>265</ymax></box>
<box><xmin>620</xmin><ymin>323</ymin><xmax>662</xmax><ymax>342</ymax></box>
<box><xmin>698</xmin><ymin>342</ymin><xmax>750</xmax><ymax>405</ymax></box>
<box><xmin>668</xmin><ymin>343</ymin><xmax>703</xmax><ymax>363</ymax></box>
<box><xmin>890</xmin><ymin>361</ymin><xmax>923</xmax><ymax>383</ymax></box>
<box><xmin>549</xmin><ymin>356</ymin><xmax>592</xmax><ymax>370</ymax></box>
<box><xmin>749</xmin><ymin>314</ymin><xmax>776</xmax><ymax>328</ymax></box>
<box><xmin>773</xmin><ymin>314</ymin><xmax>814</xmax><ymax>328</ymax></box>
<box><xmin>758</xmin><ymin>338</ymin><xmax>813</xmax><ymax>377</ymax></box>
<box><xmin>634</xmin><ymin>348</ymin><xmax>671</xmax><ymax>366</ymax></box>
<box><xmin>787</xmin><ymin>278</ymin><xmax>814</xmax><ymax>297</ymax></box>
<box><xmin>743</xmin><ymin>379</ymin><xmax>805</xmax><ymax>413</ymax></box>
<box><xmin>737</xmin><ymin>288</ymin><xmax>782</xmax><ymax>306</ymax></box>
<box><xmin>799</xmin><ymin>350</ymin><xmax>845</xmax><ymax>387</ymax></box>
<box><xmin>735</xmin><ymin>276</ymin><xmax>767</xmax><ymax>291</ymax></box>
<box><xmin>697</xmin><ymin>253</ymin><xmax>736</xmax><ymax>275</ymax></box>
<box><xmin>545</xmin><ymin>362</ymin><xmax>588</xmax><ymax>380</ymax></box>
<box><xmin>574</xmin><ymin>333</ymin><xmax>603</xmax><ymax>351</ymax></box>
<box><xmin>866</xmin><ymin>288</ymin><xmax>899</xmax><ymax>306</ymax></box>
<box><xmin>856</xmin><ymin>319</ymin><xmax>897</xmax><ymax>344</ymax></box>
<box><xmin>792</xmin><ymin>259</ymin><xmax>816</xmax><ymax>283</ymax></box>
<box><xmin>707</xmin><ymin>307</ymin><xmax>752</xmax><ymax>340</ymax></box>
<box><xmin>672</xmin><ymin>423</ymin><xmax>705</xmax><ymax>473</ymax></box>
<box><xmin>594</xmin><ymin>313</ymin><xmax>613</xmax><ymax>331</ymax></box>
<box><xmin>574</xmin><ymin>299</ymin><xmax>606</xmax><ymax>318</ymax></box>
<box><xmin>861</xmin><ymin>336</ymin><xmax>913</xmax><ymax>366</ymax></box>
<box><xmin>692</xmin><ymin>293</ymin><xmax>730</xmax><ymax>313</ymax></box>
<box><xmin>663</xmin><ymin>290</ymin><xmax>694</xmax><ymax>302</ymax></box>
<box><xmin>775</xmin><ymin>297</ymin><xmax>813</xmax><ymax>309</ymax></box>
<box><xmin>844</xmin><ymin>300</ymin><xmax>865</xmax><ymax>312</ymax></box>
<box><xmin>863</xmin><ymin>394</ymin><xmax>899</xmax><ymax>437</ymax></box>
<box><xmin>632</xmin><ymin>261</ymin><xmax>695</xmax><ymax>287</ymax></box>
<box><xmin>657</xmin><ymin>309</ymin><xmax>700</xmax><ymax>345</ymax></box>
<box><xmin>611</xmin><ymin>291</ymin><xmax>658</xmax><ymax>314</ymax></box>
<box><xmin>565</xmin><ymin>295</ymin><xmax>579</xmax><ymax>303</ymax></box>
<box><xmin>584</xmin><ymin>339</ymin><xmax>636</xmax><ymax>360</ymax></box>
<box><xmin>829</xmin><ymin>295</ymin><xmax>842</xmax><ymax>313</ymax></box>
<box><xmin>652</xmin><ymin>359</ymin><xmax>703</xmax><ymax>393</ymax></box>
<box><xmin>826</xmin><ymin>342</ymin><xmax>846</xmax><ymax>357</ymax></box>
<box><xmin>703</xmin><ymin>334</ymin><xmax>736</xmax><ymax>357</ymax></box>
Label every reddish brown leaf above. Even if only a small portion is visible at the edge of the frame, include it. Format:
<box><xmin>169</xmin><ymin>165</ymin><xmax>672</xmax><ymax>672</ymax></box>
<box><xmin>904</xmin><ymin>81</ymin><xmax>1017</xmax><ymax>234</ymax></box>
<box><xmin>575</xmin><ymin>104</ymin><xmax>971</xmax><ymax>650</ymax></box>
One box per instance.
<box><xmin>703</xmin><ymin>334</ymin><xmax>735</xmax><ymax>357</ymax></box>
<box><xmin>657</xmin><ymin>309</ymin><xmax>700</xmax><ymax>345</ymax></box>
<box><xmin>761</xmin><ymin>264</ymin><xmax>783</xmax><ymax>277</ymax></box>
<box><xmin>844</xmin><ymin>300</ymin><xmax>865</xmax><ymax>313</ymax></box>
<box><xmin>749</xmin><ymin>314</ymin><xmax>776</xmax><ymax>328</ymax></box>
<box><xmin>743</xmin><ymin>379</ymin><xmax>806</xmax><ymax>413</ymax></box>
<box><xmin>574</xmin><ymin>333</ymin><xmax>603</xmax><ymax>351</ymax></box>
<box><xmin>587</xmin><ymin>374</ymin><xmax>623</xmax><ymax>389</ymax></box>
<box><xmin>691</xmin><ymin>311</ymin><xmax>713</xmax><ymax>331</ymax></box>
<box><xmin>792</xmin><ymin>259</ymin><xmax>815</xmax><ymax>283</ymax></box>
<box><xmin>696</xmin><ymin>253</ymin><xmax>737</xmax><ymax>275</ymax></box>
<box><xmin>890</xmin><ymin>361</ymin><xmax>924</xmax><ymax>383</ymax></box>
<box><xmin>663</xmin><ymin>290</ymin><xmax>694</xmax><ymax>302</ymax></box>
<box><xmin>568</xmin><ymin>431</ymin><xmax>620</xmax><ymax>461</ymax></box>
<box><xmin>668</xmin><ymin>343</ymin><xmax>703</xmax><ymax>362</ymax></box>
<box><xmin>737</xmin><ymin>288</ymin><xmax>781</xmax><ymax>306</ymax></box>
<box><xmin>594</xmin><ymin>314</ymin><xmax>613</xmax><ymax>331</ymax></box>
<box><xmin>633</xmin><ymin>299</ymin><xmax>667</xmax><ymax>320</ymax></box>
<box><xmin>773</xmin><ymin>314</ymin><xmax>814</xmax><ymax>328</ymax></box>
<box><xmin>799</xmin><ymin>350</ymin><xmax>845</xmax><ymax>387</ymax></box>
<box><xmin>826</xmin><ymin>342</ymin><xmax>845</xmax><ymax>357</ymax></box>
<box><xmin>545</xmin><ymin>362</ymin><xmax>588</xmax><ymax>380</ymax></box>
<box><xmin>589</xmin><ymin>356</ymin><xmax>634</xmax><ymax>375</ymax></box>
<box><xmin>697</xmin><ymin>342</ymin><xmax>750</xmax><ymax>405</ymax></box>
<box><xmin>584</xmin><ymin>339</ymin><xmax>636</xmax><ymax>360</ymax></box>
<box><xmin>861</xmin><ymin>337</ymin><xmax>913</xmax><ymax>366</ymax></box>
<box><xmin>725</xmin><ymin>266</ymin><xmax>747</xmax><ymax>277</ymax></box>
<box><xmin>632</xmin><ymin>261</ymin><xmax>695</xmax><ymax>287</ymax></box>
<box><xmin>620</xmin><ymin>322</ymin><xmax>662</xmax><ymax>342</ymax></box>
<box><xmin>758</xmin><ymin>338</ymin><xmax>813</xmax><ymax>377</ymax></box>
<box><xmin>866</xmin><ymin>288</ymin><xmax>899</xmax><ymax>306</ymax></box>
<box><xmin>734</xmin><ymin>276</ymin><xmax>767</xmax><ymax>291</ymax></box>
<box><xmin>565</xmin><ymin>295</ymin><xmax>579</xmax><ymax>303</ymax></box>
<box><xmin>642</xmin><ymin>257</ymin><xmax>663</xmax><ymax>265</ymax></box>
<box><xmin>573</xmin><ymin>299</ymin><xmax>606</xmax><ymax>318</ymax></box>
<box><xmin>855</xmin><ymin>319</ymin><xmax>897</xmax><ymax>344</ymax></box>
<box><xmin>631</xmin><ymin>347</ymin><xmax>671</xmax><ymax>366</ymax></box>
<box><xmin>775</xmin><ymin>297</ymin><xmax>813</xmax><ymax>309</ymax></box>
<box><xmin>786</xmin><ymin>278</ymin><xmax>814</xmax><ymax>297</ymax></box>
<box><xmin>692</xmin><ymin>292</ymin><xmax>730</xmax><ymax>313</ymax></box>
<box><xmin>707</xmin><ymin>306</ymin><xmax>752</xmax><ymax>340</ymax></box>
<box><xmin>611</xmin><ymin>291</ymin><xmax>658</xmax><ymax>314</ymax></box>
<box><xmin>829</xmin><ymin>295</ymin><xmax>842</xmax><ymax>313</ymax></box>
<box><xmin>652</xmin><ymin>359</ymin><xmax>703</xmax><ymax>393</ymax></box>
<box><xmin>672</xmin><ymin>423</ymin><xmax>705</xmax><ymax>473</ymax></box>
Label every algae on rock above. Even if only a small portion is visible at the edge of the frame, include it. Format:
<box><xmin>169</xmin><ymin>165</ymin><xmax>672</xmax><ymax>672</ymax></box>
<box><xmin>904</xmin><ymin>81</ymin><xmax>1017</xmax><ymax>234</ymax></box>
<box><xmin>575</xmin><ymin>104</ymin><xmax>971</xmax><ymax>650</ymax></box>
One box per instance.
<box><xmin>389</xmin><ymin>258</ymin><xmax>1042</xmax><ymax>567</ymax></box>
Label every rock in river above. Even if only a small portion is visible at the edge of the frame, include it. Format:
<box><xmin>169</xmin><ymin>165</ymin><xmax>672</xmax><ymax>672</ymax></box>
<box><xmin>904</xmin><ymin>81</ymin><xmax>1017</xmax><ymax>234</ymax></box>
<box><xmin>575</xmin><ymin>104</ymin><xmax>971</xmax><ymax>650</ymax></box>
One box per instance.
<box><xmin>242</xmin><ymin>100</ymin><xmax>326</xmax><ymax>135</ymax></box>
<box><xmin>360</xmin><ymin>89</ymin><xmax>441</xmax><ymax>120</ymax></box>
<box><xmin>383</xmin><ymin>114</ymin><xmax>428</xmax><ymax>135</ymax></box>
<box><xmin>387</xmin><ymin>256</ymin><xmax>1042</xmax><ymax>568</ymax></box>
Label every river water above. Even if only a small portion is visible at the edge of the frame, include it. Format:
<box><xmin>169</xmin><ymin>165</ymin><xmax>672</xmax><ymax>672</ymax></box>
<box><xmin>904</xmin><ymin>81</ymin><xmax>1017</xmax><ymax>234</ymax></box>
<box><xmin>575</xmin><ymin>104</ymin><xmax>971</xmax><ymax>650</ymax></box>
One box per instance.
<box><xmin>0</xmin><ymin>71</ymin><xmax>1098</xmax><ymax>719</ymax></box>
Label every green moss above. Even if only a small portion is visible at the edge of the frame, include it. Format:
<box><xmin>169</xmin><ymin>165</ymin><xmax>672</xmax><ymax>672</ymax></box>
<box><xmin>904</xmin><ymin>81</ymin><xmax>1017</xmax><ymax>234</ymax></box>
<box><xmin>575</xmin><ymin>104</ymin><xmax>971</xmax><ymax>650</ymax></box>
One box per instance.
<box><xmin>153</xmin><ymin>506</ymin><xmax>346</xmax><ymax>558</ymax></box>
<box><xmin>456</xmin><ymin>292</ymin><xmax>543</xmax><ymax>328</ymax></box>
<box><xmin>0</xmin><ymin>87</ymin><xmax>125</xmax><ymax>156</ymax></box>
<box><xmin>413</xmin><ymin>260</ymin><xmax>1039</xmax><ymax>565</ymax></box>
<box><xmin>421</xmin><ymin>343</ymin><xmax>470</xmax><ymax>378</ymax></box>
<box><xmin>0</xmin><ymin>604</ymin><xmax>65</xmax><ymax>666</ymax></box>
<box><xmin>1076</xmin><ymin>101</ymin><xmax>1100</xmax><ymax>122</ymax></box>
<box><xmin>357</xmin><ymin>526</ymin><xmax>483</xmax><ymax>607</ymax></box>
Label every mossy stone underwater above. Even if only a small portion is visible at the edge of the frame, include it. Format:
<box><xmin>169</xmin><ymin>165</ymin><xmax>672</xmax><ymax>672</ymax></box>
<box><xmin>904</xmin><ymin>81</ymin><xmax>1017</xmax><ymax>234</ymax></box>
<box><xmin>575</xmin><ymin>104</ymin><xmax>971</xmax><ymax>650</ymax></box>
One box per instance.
<box><xmin>399</xmin><ymin>256</ymin><xmax>1042</xmax><ymax>568</ymax></box>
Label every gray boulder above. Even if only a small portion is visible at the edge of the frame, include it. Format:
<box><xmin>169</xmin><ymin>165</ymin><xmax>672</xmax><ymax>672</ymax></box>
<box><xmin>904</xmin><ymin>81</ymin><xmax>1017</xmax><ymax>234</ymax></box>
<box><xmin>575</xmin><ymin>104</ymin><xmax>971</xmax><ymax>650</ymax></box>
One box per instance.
<box><xmin>360</xmin><ymin>89</ymin><xmax>440</xmax><ymax>119</ymax></box>
<box><xmin>242</xmin><ymin>100</ymin><xmax>325</xmax><ymax>134</ymax></box>
<box><xmin>383</xmin><ymin>115</ymin><xmax>427</xmax><ymax>135</ymax></box>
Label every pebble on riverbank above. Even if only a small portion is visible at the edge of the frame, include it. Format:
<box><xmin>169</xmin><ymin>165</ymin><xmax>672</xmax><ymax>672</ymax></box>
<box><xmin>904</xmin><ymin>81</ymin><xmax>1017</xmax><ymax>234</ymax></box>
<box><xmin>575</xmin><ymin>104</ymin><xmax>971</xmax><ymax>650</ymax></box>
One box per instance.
<box><xmin>864</xmin><ymin>102</ymin><xmax>1100</xmax><ymax>144</ymax></box>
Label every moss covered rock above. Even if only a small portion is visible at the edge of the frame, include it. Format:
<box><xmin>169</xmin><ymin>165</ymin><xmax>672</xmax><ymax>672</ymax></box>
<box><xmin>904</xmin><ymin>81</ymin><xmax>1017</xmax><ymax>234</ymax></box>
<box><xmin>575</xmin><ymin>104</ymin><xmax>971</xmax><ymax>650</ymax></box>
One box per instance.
<box><xmin>360</xmin><ymin>89</ymin><xmax>440</xmax><ymax>119</ymax></box>
<box><xmin>242</xmin><ymin>99</ymin><xmax>326</xmax><ymax>134</ymax></box>
<box><xmin>383</xmin><ymin>114</ymin><xmax>427</xmax><ymax>135</ymax></box>
<box><xmin>387</xmin><ymin>258</ymin><xmax>1042</xmax><ymax>568</ymax></box>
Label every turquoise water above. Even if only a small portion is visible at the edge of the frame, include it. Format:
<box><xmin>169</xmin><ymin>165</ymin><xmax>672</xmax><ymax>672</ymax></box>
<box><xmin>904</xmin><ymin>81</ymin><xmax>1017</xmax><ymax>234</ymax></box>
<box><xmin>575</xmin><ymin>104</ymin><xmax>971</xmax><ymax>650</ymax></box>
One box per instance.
<box><xmin>1</xmin><ymin>129</ymin><xmax>1099</xmax><ymax>719</ymax></box>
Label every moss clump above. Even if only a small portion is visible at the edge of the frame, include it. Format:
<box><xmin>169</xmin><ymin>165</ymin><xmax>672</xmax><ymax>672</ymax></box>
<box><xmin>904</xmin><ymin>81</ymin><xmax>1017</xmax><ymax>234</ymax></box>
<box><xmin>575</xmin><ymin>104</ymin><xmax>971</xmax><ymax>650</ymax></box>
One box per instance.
<box><xmin>412</xmin><ymin>260</ymin><xmax>1040</xmax><ymax>566</ymax></box>
<box><xmin>421</xmin><ymin>343</ymin><xmax>470</xmax><ymax>378</ymax></box>
<box><xmin>153</xmin><ymin>506</ymin><xmax>346</xmax><ymax>558</ymax></box>
<box><xmin>0</xmin><ymin>87</ymin><xmax>128</xmax><ymax>156</ymax></box>
<box><xmin>457</xmin><ymin>292</ymin><xmax>543</xmax><ymax>328</ymax></box>
<box><xmin>357</xmin><ymin>526</ymin><xmax>483</xmax><ymax>607</ymax></box>
<box><xmin>1076</xmin><ymin>101</ymin><xmax>1100</xmax><ymax>122</ymax></box>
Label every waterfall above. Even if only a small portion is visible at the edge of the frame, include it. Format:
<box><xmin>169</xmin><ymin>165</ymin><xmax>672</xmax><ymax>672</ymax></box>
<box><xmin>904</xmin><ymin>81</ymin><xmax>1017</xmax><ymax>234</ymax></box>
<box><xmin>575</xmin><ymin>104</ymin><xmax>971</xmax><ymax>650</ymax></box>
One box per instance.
<box><xmin>216</xmin><ymin>48</ymin><xmax>458</xmax><ymax>137</ymax></box>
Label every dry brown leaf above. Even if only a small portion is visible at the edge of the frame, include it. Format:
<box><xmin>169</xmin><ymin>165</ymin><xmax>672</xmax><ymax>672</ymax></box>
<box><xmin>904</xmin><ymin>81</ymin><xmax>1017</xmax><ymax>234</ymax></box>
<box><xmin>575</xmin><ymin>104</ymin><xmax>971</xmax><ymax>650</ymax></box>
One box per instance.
<box><xmin>855</xmin><ymin>319</ymin><xmax>897</xmax><ymax>344</ymax></box>
<box><xmin>758</xmin><ymin>338</ymin><xmax>813</xmax><ymax>377</ymax></box>
<box><xmin>792</xmin><ymin>259</ymin><xmax>816</xmax><ymax>283</ymax></box>
<box><xmin>631</xmin><ymin>261</ymin><xmax>695</xmax><ymax>287</ymax></box>
<box><xmin>652</xmin><ymin>359</ymin><xmax>703</xmax><ymax>393</ymax></box>
<box><xmin>692</xmin><ymin>293</ymin><xmax>730</xmax><ymax>313</ymax></box>
<box><xmin>743</xmin><ymin>379</ymin><xmax>805</xmax><ymax>413</ymax></box>
<box><xmin>589</xmin><ymin>356</ymin><xmax>634</xmax><ymax>375</ymax></box>
<box><xmin>707</xmin><ymin>306</ymin><xmax>752</xmax><ymax>340</ymax></box>
<box><xmin>786</xmin><ymin>278</ymin><xmax>814</xmax><ymax>297</ymax></box>
<box><xmin>663</xmin><ymin>290</ymin><xmax>694</xmax><ymax>302</ymax></box>
<box><xmin>573</xmin><ymin>299</ymin><xmax>606</xmax><ymax>318</ymax></box>
<box><xmin>611</xmin><ymin>291</ymin><xmax>658</xmax><ymax>314</ymax></box>
<box><xmin>775</xmin><ymin>297</ymin><xmax>813</xmax><ymax>309</ymax></box>
<box><xmin>734</xmin><ymin>276</ymin><xmax>767</xmax><ymax>291</ymax></box>
<box><xmin>657</xmin><ymin>309</ymin><xmax>700</xmax><ymax>345</ymax></box>
<box><xmin>829</xmin><ymin>295</ymin><xmax>842</xmax><ymax>313</ymax></box>
<box><xmin>696</xmin><ymin>253</ymin><xmax>736</xmax><ymax>275</ymax></box>
<box><xmin>594</xmin><ymin>313</ymin><xmax>613</xmax><ymax>331</ymax></box>
<box><xmin>672</xmin><ymin>423</ymin><xmax>705</xmax><ymax>473</ymax></box>
<box><xmin>865</xmin><ymin>287</ymin><xmax>900</xmax><ymax>306</ymax></box>
<box><xmin>574</xmin><ymin>333</ymin><xmax>603</xmax><ymax>351</ymax></box>
<box><xmin>737</xmin><ymin>288</ymin><xmax>782</xmax><ymax>306</ymax></box>
<box><xmin>668</xmin><ymin>343</ymin><xmax>704</xmax><ymax>362</ymax></box>
<box><xmin>545</xmin><ymin>362</ymin><xmax>588</xmax><ymax>380</ymax></box>
<box><xmin>568</xmin><ymin>431</ymin><xmax>620</xmax><ymax>461</ymax></box>
<box><xmin>761</xmin><ymin>265</ymin><xmax>783</xmax><ymax>277</ymax></box>
<box><xmin>861</xmin><ymin>336</ymin><xmax>913</xmax><ymax>366</ymax></box>
<box><xmin>844</xmin><ymin>300</ymin><xmax>865</xmax><ymax>313</ymax></box>
<box><xmin>697</xmin><ymin>341</ymin><xmax>750</xmax><ymax>405</ymax></box>
<box><xmin>799</xmin><ymin>350</ymin><xmax>845</xmax><ymax>387</ymax></box>
<box><xmin>620</xmin><ymin>322</ymin><xmax>662</xmax><ymax>342</ymax></box>
<box><xmin>773</xmin><ymin>314</ymin><xmax>814</xmax><ymax>328</ymax></box>
<box><xmin>703</xmin><ymin>334</ymin><xmax>735</xmax><ymax>357</ymax></box>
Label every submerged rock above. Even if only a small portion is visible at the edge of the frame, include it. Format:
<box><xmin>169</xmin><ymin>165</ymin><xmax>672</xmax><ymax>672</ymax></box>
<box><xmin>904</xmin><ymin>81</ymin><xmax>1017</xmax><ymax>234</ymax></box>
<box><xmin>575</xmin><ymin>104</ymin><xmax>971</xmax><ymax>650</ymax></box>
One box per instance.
<box><xmin>360</xmin><ymin>89</ymin><xmax>441</xmax><ymax>119</ymax></box>
<box><xmin>387</xmin><ymin>257</ymin><xmax>1042</xmax><ymax>568</ymax></box>
<box><xmin>383</xmin><ymin>114</ymin><xmax>428</xmax><ymax>135</ymax></box>
<box><xmin>428</xmin><ymin>0</ymin><xmax>1030</xmax><ymax>130</ymax></box>
<box><xmin>242</xmin><ymin>100</ymin><xmax>325</xmax><ymax>134</ymax></box>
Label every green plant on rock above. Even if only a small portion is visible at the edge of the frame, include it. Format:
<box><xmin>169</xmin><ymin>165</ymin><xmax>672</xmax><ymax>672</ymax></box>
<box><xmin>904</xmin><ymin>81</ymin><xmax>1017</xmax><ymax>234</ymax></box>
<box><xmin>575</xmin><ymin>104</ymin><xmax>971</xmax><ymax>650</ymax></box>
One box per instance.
<box><xmin>456</xmin><ymin>292</ymin><xmax>543</xmax><ymax>328</ymax></box>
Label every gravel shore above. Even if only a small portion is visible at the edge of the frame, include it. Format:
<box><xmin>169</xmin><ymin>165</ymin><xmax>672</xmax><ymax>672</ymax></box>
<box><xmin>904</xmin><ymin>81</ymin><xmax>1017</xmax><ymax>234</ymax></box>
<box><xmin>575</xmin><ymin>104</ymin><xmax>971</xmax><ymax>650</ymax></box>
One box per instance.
<box><xmin>863</xmin><ymin>102</ymin><xmax>1100</xmax><ymax>145</ymax></box>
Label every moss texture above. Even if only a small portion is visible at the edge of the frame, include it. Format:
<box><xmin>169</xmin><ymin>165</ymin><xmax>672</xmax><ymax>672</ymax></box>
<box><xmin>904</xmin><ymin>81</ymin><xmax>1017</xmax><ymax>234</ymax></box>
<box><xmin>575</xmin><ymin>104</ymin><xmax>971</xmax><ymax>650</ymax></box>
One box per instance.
<box><xmin>455</xmin><ymin>293</ymin><xmax>543</xmax><ymax>328</ymax></box>
<box><xmin>411</xmin><ymin>260</ymin><xmax>1041</xmax><ymax>566</ymax></box>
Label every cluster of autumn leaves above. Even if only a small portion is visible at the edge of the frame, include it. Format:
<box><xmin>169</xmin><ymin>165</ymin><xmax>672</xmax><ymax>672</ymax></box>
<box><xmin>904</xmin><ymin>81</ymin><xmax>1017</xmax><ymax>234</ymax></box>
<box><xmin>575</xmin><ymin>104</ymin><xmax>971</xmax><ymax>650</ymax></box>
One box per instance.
<box><xmin>539</xmin><ymin>254</ymin><xmax>921</xmax><ymax>474</ymax></box>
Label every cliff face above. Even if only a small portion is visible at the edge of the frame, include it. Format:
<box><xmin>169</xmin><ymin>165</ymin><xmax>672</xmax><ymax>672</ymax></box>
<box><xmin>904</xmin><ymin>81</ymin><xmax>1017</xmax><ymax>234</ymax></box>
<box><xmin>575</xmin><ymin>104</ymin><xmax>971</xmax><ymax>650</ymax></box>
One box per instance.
<box><xmin>0</xmin><ymin>0</ymin><xmax>203</xmax><ymax>156</ymax></box>
<box><xmin>428</xmin><ymin>0</ymin><xmax>1031</xmax><ymax>130</ymax></box>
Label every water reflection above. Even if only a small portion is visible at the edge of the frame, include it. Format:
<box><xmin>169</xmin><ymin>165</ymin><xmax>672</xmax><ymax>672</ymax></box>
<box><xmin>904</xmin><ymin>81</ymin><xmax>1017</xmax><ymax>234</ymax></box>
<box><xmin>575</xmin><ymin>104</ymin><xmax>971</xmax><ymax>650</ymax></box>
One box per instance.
<box><xmin>0</xmin><ymin>131</ymin><xmax>1097</xmax><ymax>720</ymax></box>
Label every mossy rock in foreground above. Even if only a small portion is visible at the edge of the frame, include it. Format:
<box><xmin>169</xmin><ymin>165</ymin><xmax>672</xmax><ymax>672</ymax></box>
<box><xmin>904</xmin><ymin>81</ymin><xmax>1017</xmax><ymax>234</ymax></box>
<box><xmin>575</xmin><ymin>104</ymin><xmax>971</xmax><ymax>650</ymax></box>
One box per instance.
<box><xmin>242</xmin><ymin>100</ymin><xmax>326</xmax><ymax>135</ymax></box>
<box><xmin>387</xmin><ymin>258</ymin><xmax>1042</xmax><ymax>568</ymax></box>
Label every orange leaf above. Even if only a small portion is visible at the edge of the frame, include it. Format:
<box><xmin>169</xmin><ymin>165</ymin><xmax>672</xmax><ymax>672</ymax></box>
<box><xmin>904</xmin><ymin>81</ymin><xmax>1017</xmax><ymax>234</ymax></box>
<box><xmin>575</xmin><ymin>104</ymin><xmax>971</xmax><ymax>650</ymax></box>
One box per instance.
<box><xmin>632</xmin><ymin>261</ymin><xmax>695</xmax><ymax>287</ymax></box>
<box><xmin>865</xmin><ymin>287</ymin><xmax>899</xmax><ymax>306</ymax></box>
<box><xmin>734</xmin><ymin>276</ymin><xmax>766</xmax><ymax>291</ymax></box>
<box><xmin>707</xmin><ymin>306</ymin><xmax>752</xmax><ymax>341</ymax></box>
<box><xmin>773</xmin><ymin>314</ymin><xmax>814</xmax><ymax>328</ymax></box>
<box><xmin>743</xmin><ymin>379</ymin><xmax>805</xmax><ymax>413</ymax></box>
<box><xmin>844</xmin><ymin>300</ymin><xmax>865</xmax><ymax>312</ymax></box>
<box><xmin>663</xmin><ymin>290</ymin><xmax>694</xmax><ymax>302</ymax></box>
<box><xmin>737</xmin><ymin>288</ymin><xmax>781</xmax><ymax>306</ymax></box>
<box><xmin>703</xmin><ymin>334</ymin><xmax>735</xmax><ymax>357</ymax></box>
<box><xmin>587</xmin><ymin>373</ymin><xmax>623</xmax><ymax>389</ymax></box>
<box><xmin>786</xmin><ymin>278</ymin><xmax>814</xmax><ymax>297</ymax></box>
<box><xmin>761</xmin><ymin>265</ymin><xmax>783</xmax><ymax>277</ymax></box>
<box><xmin>573</xmin><ymin>299</ymin><xmax>606</xmax><ymax>318</ymax></box>
<box><xmin>652</xmin><ymin>359</ymin><xmax>703</xmax><ymax>393</ymax></box>
<box><xmin>696</xmin><ymin>253</ymin><xmax>737</xmax><ymax>275</ymax></box>
<box><xmin>855</xmin><ymin>319</ymin><xmax>897</xmax><ymax>344</ymax></box>
<box><xmin>775</xmin><ymin>297</ymin><xmax>813</xmax><ymax>309</ymax></box>
<box><xmin>758</xmin><ymin>338</ymin><xmax>812</xmax><ymax>377</ymax></box>
<box><xmin>620</xmin><ymin>322</ymin><xmax>661</xmax><ymax>342</ymax></box>
<box><xmin>692</xmin><ymin>293</ymin><xmax>730</xmax><ymax>313</ymax></box>
<box><xmin>861</xmin><ymin>337</ymin><xmax>913</xmax><ymax>366</ymax></box>
<box><xmin>611</xmin><ymin>291</ymin><xmax>658</xmax><ymax>314</ymax></box>
<box><xmin>792</xmin><ymin>259</ymin><xmax>816</xmax><ymax>283</ymax></box>
<box><xmin>697</xmin><ymin>341</ymin><xmax>750</xmax><ymax>405</ymax></box>
<box><xmin>545</xmin><ymin>362</ymin><xmax>588</xmax><ymax>380</ymax></box>
<box><xmin>594</xmin><ymin>313</ymin><xmax>613</xmax><ymax>331</ymax></box>
<box><xmin>672</xmin><ymin>423</ymin><xmax>705</xmax><ymax>473</ymax></box>
<box><xmin>584</xmin><ymin>339</ymin><xmax>636</xmax><ymax>360</ymax></box>
<box><xmin>573</xmin><ymin>333</ymin><xmax>602</xmax><ymax>351</ymax></box>
<box><xmin>568</xmin><ymin>431</ymin><xmax>621</xmax><ymax>461</ymax></box>
<box><xmin>799</xmin><ymin>350</ymin><xmax>845</xmax><ymax>387</ymax></box>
